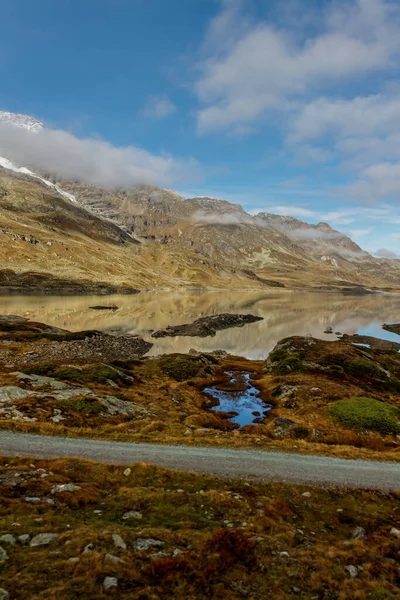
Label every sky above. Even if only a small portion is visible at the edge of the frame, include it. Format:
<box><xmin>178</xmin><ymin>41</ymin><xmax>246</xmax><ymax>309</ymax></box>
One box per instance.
<box><xmin>1</xmin><ymin>0</ymin><xmax>400</xmax><ymax>257</ymax></box>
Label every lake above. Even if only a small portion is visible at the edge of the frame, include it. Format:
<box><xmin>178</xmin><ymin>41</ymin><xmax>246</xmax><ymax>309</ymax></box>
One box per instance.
<box><xmin>0</xmin><ymin>290</ymin><xmax>399</xmax><ymax>359</ymax></box>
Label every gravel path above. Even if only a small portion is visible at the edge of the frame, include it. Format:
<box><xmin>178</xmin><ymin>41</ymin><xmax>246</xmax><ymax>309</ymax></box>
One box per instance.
<box><xmin>1</xmin><ymin>431</ymin><xmax>399</xmax><ymax>490</ymax></box>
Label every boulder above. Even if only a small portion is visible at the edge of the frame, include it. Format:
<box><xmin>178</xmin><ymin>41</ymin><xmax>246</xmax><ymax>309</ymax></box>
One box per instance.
<box><xmin>30</xmin><ymin>533</ymin><xmax>59</xmax><ymax>547</ymax></box>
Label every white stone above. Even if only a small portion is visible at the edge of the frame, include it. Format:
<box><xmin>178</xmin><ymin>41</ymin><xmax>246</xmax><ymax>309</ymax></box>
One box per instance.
<box><xmin>112</xmin><ymin>534</ymin><xmax>127</xmax><ymax>550</ymax></box>
<box><xmin>122</xmin><ymin>510</ymin><xmax>142</xmax><ymax>521</ymax></box>
<box><xmin>346</xmin><ymin>565</ymin><xmax>358</xmax><ymax>578</ymax></box>
<box><xmin>51</xmin><ymin>483</ymin><xmax>81</xmax><ymax>494</ymax></box>
<box><xmin>103</xmin><ymin>577</ymin><xmax>118</xmax><ymax>590</ymax></box>
<box><xmin>390</xmin><ymin>527</ymin><xmax>400</xmax><ymax>538</ymax></box>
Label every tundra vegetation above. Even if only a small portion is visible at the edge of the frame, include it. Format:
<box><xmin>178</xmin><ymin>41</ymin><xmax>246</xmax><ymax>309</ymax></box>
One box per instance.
<box><xmin>1</xmin><ymin>455</ymin><xmax>400</xmax><ymax>599</ymax></box>
<box><xmin>1</xmin><ymin>318</ymin><xmax>400</xmax><ymax>460</ymax></box>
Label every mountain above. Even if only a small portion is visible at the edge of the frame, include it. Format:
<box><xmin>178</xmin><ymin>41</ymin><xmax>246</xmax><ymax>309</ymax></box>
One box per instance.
<box><xmin>0</xmin><ymin>110</ymin><xmax>399</xmax><ymax>292</ymax></box>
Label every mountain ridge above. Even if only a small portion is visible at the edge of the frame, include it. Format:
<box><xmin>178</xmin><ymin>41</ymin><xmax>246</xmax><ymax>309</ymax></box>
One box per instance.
<box><xmin>0</xmin><ymin>110</ymin><xmax>398</xmax><ymax>291</ymax></box>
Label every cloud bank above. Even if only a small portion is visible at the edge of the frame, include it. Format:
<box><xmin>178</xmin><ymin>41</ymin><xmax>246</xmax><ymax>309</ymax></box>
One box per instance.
<box><xmin>142</xmin><ymin>94</ymin><xmax>177</xmax><ymax>120</ymax></box>
<box><xmin>0</xmin><ymin>122</ymin><xmax>198</xmax><ymax>188</ymax></box>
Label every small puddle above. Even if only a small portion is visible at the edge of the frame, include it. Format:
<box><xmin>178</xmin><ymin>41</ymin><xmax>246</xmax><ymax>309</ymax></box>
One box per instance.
<box><xmin>203</xmin><ymin>371</ymin><xmax>272</xmax><ymax>428</ymax></box>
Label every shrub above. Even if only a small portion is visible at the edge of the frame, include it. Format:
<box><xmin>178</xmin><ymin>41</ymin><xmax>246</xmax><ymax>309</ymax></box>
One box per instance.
<box><xmin>206</xmin><ymin>529</ymin><xmax>255</xmax><ymax>568</ymax></box>
<box><xmin>291</xmin><ymin>425</ymin><xmax>309</xmax><ymax>439</ymax></box>
<box><xmin>347</xmin><ymin>359</ymin><xmax>384</xmax><ymax>380</ymax></box>
<box><xmin>144</xmin><ymin>558</ymin><xmax>190</xmax><ymax>581</ymax></box>
<box><xmin>329</xmin><ymin>397</ymin><xmax>400</xmax><ymax>435</ymax></box>
<box><xmin>62</xmin><ymin>397</ymin><xmax>103</xmax><ymax>416</ymax></box>
<box><xmin>326</xmin><ymin>364</ymin><xmax>345</xmax><ymax>376</ymax></box>
<box><xmin>272</xmin><ymin>353</ymin><xmax>303</xmax><ymax>375</ymax></box>
<box><xmin>161</xmin><ymin>355</ymin><xmax>203</xmax><ymax>381</ymax></box>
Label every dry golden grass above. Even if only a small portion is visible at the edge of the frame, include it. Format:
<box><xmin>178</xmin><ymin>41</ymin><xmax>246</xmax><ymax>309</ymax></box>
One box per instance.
<box><xmin>1</xmin><ymin>325</ymin><xmax>400</xmax><ymax>463</ymax></box>
<box><xmin>1</xmin><ymin>455</ymin><xmax>400</xmax><ymax>599</ymax></box>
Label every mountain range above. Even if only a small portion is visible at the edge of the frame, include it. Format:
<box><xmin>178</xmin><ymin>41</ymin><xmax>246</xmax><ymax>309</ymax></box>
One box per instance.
<box><xmin>0</xmin><ymin>111</ymin><xmax>399</xmax><ymax>293</ymax></box>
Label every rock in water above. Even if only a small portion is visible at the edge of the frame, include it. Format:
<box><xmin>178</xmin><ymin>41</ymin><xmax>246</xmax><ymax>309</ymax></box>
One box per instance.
<box><xmin>383</xmin><ymin>323</ymin><xmax>400</xmax><ymax>336</ymax></box>
<box><xmin>152</xmin><ymin>313</ymin><xmax>263</xmax><ymax>338</ymax></box>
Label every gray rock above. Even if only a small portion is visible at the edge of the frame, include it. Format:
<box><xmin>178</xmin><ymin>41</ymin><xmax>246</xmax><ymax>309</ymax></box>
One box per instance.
<box><xmin>25</xmin><ymin>497</ymin><xmax>42</xmax><ymax>504</ymax></box>
<box><xmin>0</xmin><ymin>546</ymin><xmax>9</xmax><ymax>563</ymax></box>
<box><xmin>351</xmin><ymin>526</ymin><xmax>366</xmax><ymax>540</ymax></box>
<box><xmin>67</xmin><ymin>557</ymin><xmax>79</xmax><ymax>563</ymax></box>
<box><xmin>103</xmin><ymin>577</ymin><xmax>118</xmax><ymax>590</ymax></box>
<box><xmin>99</xmin><ymin>395</ymin><xmax>138</xmax><ymax>416</ymax></box>
<box><xmin>273</xmin><ymin>417</ymin><xmax>298</xmax><ymax>438</ymax></box>
<box><xmin>122</xmin><ymin>510</ymin><xmax>142</xmax><ymax>521</ymax></box>
<box><xmin>105</xmin><ymin>553</ymin><xmax>124</xmax><ymax>565</ymax></box>
<box><xmin>133</xmin><ymin>538</ymin><xmax>164</xmax><ymax>551</ymax></box>
<box><xmin>51</xmin><ymin>409</ymin><xmax>66</xmax><ymax>423</ymax></box>
<box><xmin>112</xmin><ymin>534</ymin><xmax>127</xmax><ymax>550</ymax></box>
<box><xmin>51</xmin><ymin>483</ymin><xmax>81</xmax><ymax>494</ymax></box>
<box><xmin>18</xmin><ymin>534</ymin><xmax>30</xmax><ymax>544</ymax></box>
<box><xmin>150</xmin><ymin>551</ymin><xmax>168</xmax><ymax>560</ymax></box>
<box><xmin>345</xmin><ymin>565</ymin><xmax>358</xmax><ymax>578</ymax></box>
<box><xmin>0</xmin><ymin>589</ymin><xmax>9</xmax><ymax>600</ymax></box>
<box><xmin>0</xmin><ymin>386</ymin><xmax>35</xmax><ymax>402</ymax></box>
<box><xmin>390</xmin><ymin>527</ymin><xmax>400</xmax><ymax>538</ymax></box>
<box><xmin>30</xmin><ymin>533</ymin><xmax>59</xmax><ymax>547</ymax></box>
<box><xmin>0</xmin><ymin>534</ymin><xmax>16</xmax><ymax>545</ymax></box>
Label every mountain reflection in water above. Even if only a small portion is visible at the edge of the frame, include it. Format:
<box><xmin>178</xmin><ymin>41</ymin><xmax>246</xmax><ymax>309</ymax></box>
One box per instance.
<box><xmin>0</xmin><ymin>290</ymin><xmax>399</xmax><ymax>359</ymax></box>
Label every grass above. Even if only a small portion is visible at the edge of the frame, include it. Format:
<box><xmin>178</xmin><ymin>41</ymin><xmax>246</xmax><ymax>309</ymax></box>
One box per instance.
<box><xmin>1</xmin><ymin>331</ymin><xmax>400</xmax><ymax>461</ymax></box>
<box><xmin>330</xmin><ymin>398</ymin><xmax>400</xmax><ymax>435</ymax></box>
<box><xmin>1</xmin><ymin>455</ymin><xmax>400</xmax><ymax>599</ymax></box>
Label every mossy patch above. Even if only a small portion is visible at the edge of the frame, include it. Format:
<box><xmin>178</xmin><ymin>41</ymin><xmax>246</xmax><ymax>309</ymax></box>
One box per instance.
<box><xmin>62</xmin><ymin>396</ymin><xmax>103</xmax><ymax>416</ymax></box>
<box><xmin>329</xmin><ymin>397</ymin><xmax>400</xmax><ymax>435</ymax></box>
<box><xmin>272</xmin><ymin>353</ymin><xmax>304</xmax><ymax>375</ymax></box>
<box><xmin>160</xmin><ymin>354</ymin><xmax>205</xmax><ymax>381</ymax></box>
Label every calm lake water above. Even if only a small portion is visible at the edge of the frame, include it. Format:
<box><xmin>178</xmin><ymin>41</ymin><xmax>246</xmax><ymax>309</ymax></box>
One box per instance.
<box><xmin>0</xmin><ymin>290</ymin><xmax>399</xmax><ymax>359</ymax></box>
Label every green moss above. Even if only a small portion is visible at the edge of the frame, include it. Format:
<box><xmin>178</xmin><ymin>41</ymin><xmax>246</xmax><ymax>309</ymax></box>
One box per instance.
<box><xmin>329</xmin><ymin>397</ymin><xmax>400</xmax><ymax>435</ymax></box>
<box><xmin>160</xmin><ymin>354</ymin><xmax>204</xmax><ymax>381</ymax></box>
<box><xmin>52</xmin><ymin>366</ymin><xmax>83</xmax><ymax>381</ymax></box>
<box><xmin>62</xmin><ymin>397</ymin><xmax>103</xmax><ymax>415</ymax></box>
<box><xmin>326</xmin><ymin>364</ymin><xmax>345</xmax><ymax>376</ymax></box>
<box><xmin>25</xmin><ymin>363</ymin><xmax>55</xmax><ymax>376</ymax></box>
<box><xmin>269</xmin><ymin>347</ymin><xmax>289</xmax><ymax>363</ymax></box>
<box><xmin>346</xmin><ymin>359</ymin><xmax>384</xmax><ymax>380</ymax></box>
<box><xmin>272</xmin><ymin>353</ymin><xmax>304</xmax><ymax>375</ymax></box>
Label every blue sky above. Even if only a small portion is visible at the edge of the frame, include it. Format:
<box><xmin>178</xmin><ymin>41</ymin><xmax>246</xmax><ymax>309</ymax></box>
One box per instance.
<box><xmin>1</xmin><ymin>0</ymin><xmax>400</xmax><ymax>256</ymax></box>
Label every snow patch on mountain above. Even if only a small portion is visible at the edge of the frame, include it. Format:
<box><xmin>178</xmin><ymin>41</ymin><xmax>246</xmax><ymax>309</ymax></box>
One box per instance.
<box><xmin>0</xmin><ymin>110</ymin><xmax>76</xmax><ymax>203</ymax></box>
<box><xmin>0</xmin><ymin>156</ymin><xmax>76</xmax><ymax>203</ymax></box>
<box><xmin>0</xmin><ymin>111</ymin><xmax>43</xmax><ymax>132</ymax></box>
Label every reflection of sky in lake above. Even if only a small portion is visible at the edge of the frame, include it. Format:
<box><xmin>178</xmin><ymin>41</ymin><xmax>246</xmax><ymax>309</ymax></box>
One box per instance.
<box><xmin>204</xmin><ymin>372</ymin><xmax>272</xmax><ymax>428</ymax></box>
<box><xmin>357</xmin><ymin>324</ymin><xmax>400</xmax><ymax>344</ymax></box>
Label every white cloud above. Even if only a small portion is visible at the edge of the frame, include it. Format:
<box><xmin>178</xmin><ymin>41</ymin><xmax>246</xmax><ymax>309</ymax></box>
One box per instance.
<box><xmin>194</xmin><ymin>0</ymin><xmax>400</xmax><ymax>133</ymax></box>
<box><xmin>0</xmin><ymin>121</ymin><xmax>198</xmax><ymax>188</ymax></box>
<box><xmin>346</xmin><ymin>228</ymin><xmax>374</xmax><ymax>239</ymax></box>
<box><xmin>258</xmin><ymin>205</ymin><xmax>317</xmax><ymax>218</ymax></box>
<box><xmin>375</xmin><ymin>248</ymin><xmax>399</xmax><ymax>258</ymax></box>
<box><xmin>142</xmin><ymin>94</ymin><xmax>177</xmax><ymax>120</ymax></box>
<box><xmin>291</xmin><ymin>94</ymin><xmax>400</xmax><ymax>143</ymax></box>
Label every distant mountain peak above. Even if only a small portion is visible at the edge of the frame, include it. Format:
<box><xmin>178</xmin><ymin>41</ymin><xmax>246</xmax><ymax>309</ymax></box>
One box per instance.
<box><xmin>0</xmin><ymin>110</ymin><xmax>43</xmax><ymax>132</ymax></box>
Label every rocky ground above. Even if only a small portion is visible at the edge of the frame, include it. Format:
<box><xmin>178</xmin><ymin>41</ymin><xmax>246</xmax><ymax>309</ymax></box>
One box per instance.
<box><xmin>151</xmin><ymin>313</ymin><xmax>263</xmax><ymax>338</ymax></box>
<box><xmin>0</xmin><ymin>316</ymin><xmax>400</xmax><ymax>461</ymax></box>
<box><xmin>1</xmin><ymin>455</ymin><xmax>400</xmax><ymax>599</ymax></box>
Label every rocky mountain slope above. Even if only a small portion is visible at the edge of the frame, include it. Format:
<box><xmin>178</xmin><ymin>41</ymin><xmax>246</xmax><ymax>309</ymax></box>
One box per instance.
<box><xmin>0</xmin><ymin>110</ymin><xmax>399</xmax><ymax>291</ymax></box>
